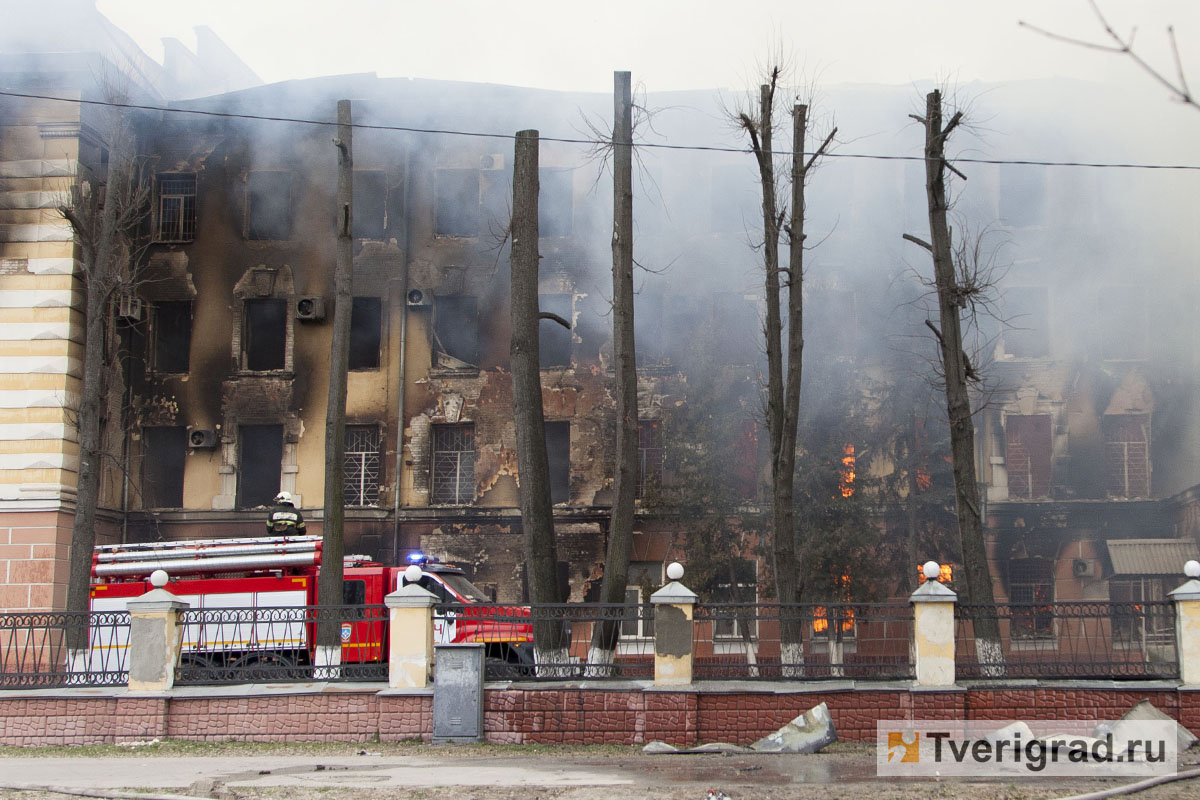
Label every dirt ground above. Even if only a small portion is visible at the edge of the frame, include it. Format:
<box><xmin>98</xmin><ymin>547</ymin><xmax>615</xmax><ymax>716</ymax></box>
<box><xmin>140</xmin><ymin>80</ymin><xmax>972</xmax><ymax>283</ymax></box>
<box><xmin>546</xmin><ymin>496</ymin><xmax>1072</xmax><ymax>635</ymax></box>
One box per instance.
<box><xmin>1</xmin><ymin>741</ymin><xmax>1199</xmax><ymax>800</ymax></box>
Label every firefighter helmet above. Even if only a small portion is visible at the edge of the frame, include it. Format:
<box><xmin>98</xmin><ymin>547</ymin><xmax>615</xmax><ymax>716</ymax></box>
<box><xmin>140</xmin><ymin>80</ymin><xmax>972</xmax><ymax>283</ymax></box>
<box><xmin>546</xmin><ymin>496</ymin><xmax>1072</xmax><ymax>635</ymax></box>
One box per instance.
<box><xmin>274</xmin><ymin>491</ymin><xmax>294</xmax><ymax>506</ymax></box>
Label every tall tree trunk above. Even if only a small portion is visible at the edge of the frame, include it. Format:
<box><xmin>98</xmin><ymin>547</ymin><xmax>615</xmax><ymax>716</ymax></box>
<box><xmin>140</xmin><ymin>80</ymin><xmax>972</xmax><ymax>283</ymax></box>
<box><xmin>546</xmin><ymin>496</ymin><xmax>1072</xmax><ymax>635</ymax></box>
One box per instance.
<box><xmin>920</xmin><ymin>89</ymin><xmax>1002</xmax><ymax>674</ymax></box>
<box><xmin>317</xmin><ymin>99</ymin><xmax>354</xmax><ymax>675</ymax></box>
<box><xmin>589</xmin><ymin>71</ymin><xmax>637</xmax><ymax>674</ymax></box>
<box><xmin>511</xmin><ymin>129</ymin><xmax>568</xmax><ymax>673</ymax></box>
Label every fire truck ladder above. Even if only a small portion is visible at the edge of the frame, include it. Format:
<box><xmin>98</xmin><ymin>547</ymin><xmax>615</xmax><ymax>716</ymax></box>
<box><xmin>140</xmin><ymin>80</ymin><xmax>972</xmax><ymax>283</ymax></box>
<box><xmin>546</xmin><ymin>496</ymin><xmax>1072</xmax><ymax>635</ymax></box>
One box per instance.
<box><xmin>92</xmin><ymin>535</ymin><xmax>323</xmax><ymax>578</ymax></box>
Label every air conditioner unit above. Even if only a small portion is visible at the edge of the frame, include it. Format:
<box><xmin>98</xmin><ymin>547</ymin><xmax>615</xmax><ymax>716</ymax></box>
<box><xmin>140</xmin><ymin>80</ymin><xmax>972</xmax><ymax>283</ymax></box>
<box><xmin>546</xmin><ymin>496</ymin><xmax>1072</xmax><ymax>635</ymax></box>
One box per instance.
<box><xmin>117</xmin><ymin>294</ymin><xmax>143</xmax><ymax>322</ymax></box>
<box><xmin>188</xmin><ymin>428</ymin><xmax>219</xmax><ymax>448</ymax></box>
<box><xmin>406</xmin><ymin>288</ymin><xmax>431</xmax><ymax>307</ymax></box>
<box><xmin>480</xmin><ymin>153</ymin><xmax>504</xmax><ymax>170</ymax></box>
<box><xmin>1072</xmin><ymin>558</ymin><xmax>1095</xmax><ymax>578</ymax></box>
<box><xmin>295</xmin><ymin>296</ymin><xmax>326</xmax><ymax>321</ymax></box>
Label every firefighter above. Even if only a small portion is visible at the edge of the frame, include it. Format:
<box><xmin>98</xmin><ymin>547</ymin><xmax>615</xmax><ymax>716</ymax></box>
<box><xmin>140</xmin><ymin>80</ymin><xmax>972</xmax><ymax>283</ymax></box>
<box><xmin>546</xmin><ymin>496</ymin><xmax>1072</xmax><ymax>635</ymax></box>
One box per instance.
<box><xmin>267</xmin><ymin>491</ymin><xmax>307</xmax><ymax>534</ymax></box>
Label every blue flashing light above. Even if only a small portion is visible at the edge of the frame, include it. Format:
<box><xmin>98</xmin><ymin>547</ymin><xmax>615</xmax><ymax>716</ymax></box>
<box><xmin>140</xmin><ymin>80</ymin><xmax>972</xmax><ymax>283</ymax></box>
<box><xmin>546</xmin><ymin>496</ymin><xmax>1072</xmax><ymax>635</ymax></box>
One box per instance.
<box><xmin>407</xmin><ymin>552</ymin><xmax>425</xmax><ymax>563</ymax></box>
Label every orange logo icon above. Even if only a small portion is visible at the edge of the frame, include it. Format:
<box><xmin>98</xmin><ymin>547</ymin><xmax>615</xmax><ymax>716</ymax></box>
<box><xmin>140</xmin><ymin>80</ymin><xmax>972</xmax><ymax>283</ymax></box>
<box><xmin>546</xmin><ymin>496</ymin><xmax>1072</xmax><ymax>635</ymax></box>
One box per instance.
<box><xmin>887</xmin><ymin>731</ymin><xmax>920</xmax><ymax>763</ymax></box>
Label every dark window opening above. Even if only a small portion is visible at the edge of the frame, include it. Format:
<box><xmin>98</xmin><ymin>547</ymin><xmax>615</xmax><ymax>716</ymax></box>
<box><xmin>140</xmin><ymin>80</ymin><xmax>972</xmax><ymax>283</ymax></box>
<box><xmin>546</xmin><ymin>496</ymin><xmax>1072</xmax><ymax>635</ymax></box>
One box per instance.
<box><xmin>343</xmin><ymin>579</ymin><xmax>367</xmax><ymax>606</ymax></box>
<box><xmin>1003</xmin><ymin>286</ymin><xmax>1050</xmax><ymax>358</ymax></box>
<box><xmin>153</xmin><ymin>301</ymin><xmax>191</xmax><ymax>373</ymax></box>
<box><xmin>434</xmin><ymin>295</ymin><xmax>479</xmax><ymax>367</ymax></box>
<box><xmin>435</xmin><ymin>168</ymin><xmax>480</xmax><ymax>237</ymax></box>
<box><xmin>1110</xmin><ymin>578</ymin><xmax>1173</xmax><ymax>648</ymax></box>
<box><xmin>1008</xmin><ymin>558</ymin><xmax>1054</xmax><ymax>639</ymax></box>
<box><xmin>545</xmin><ymin>421</ymin><xmax>570</xmax><ymax>504</ymax></box>
<box><xmin>621</xmin><ymin>562</ymin><xmax>662</xmax><ymax>639</ymax></box>
<box><xmin>247</xmin><ymin>171</ymin><xmax>292</xmax><ymax>240</ymax></box>
<box><xmin>237</xmin><ymin>424</ymin><xmax>283</xmax><ymax>508</ymax></box>
<box><xmin>432</xmin><ymin>424</ymin><xmax>474</xmax><ymax>505</ymax></box>
<box><xmin>244</xmin><ymin>299</ymin><xmax>286</xmax><ymax>371</ymax></box>
<box><xmin>157</xmin><ymin>173</ymin><xmax>196</xmax><ymax>242</ymax></box>
<box><xmin>142</xmin><ymin>426</ymin><xmax>186</xmax><ymax>508</ymax></box>
<box><xmin>711</xmin><ymin>559</ymin><xmax>757</xmax><ymax>639</ymax></box>
<box><xmin>1103</xmin><ymin>414</ymin><xmax>1149</xmax><ymax>498</ymax></box>
<box><xmin>1005</xmin><ymin>414</ymin><xmax>1051</xmax><ymax>499</ymax></box>
<box><xmin>539</xmin><ymin>167</ymin><xmax>573</xmax><ymax>237</ymax></box>
<box><xmin>637</xmin><ymin>420</ymin><xmax>664</xmax><ymax>499</ymax></box>
<box><xmin>539</xmin><ymin>294</ymin><xmax>572</xmax><ymax>368</ymax></box>
<box><xmin>349</xmin><ymin>297</ymin><xmax>381</xmax><ymax>370</ymax></box>
<box><xmin>353</xmin><ymin>170</ymin><xmax>387</xmax><ymax>239</ymax></box>
<box><xmin>344</xmin><ymin>424</ymin><xmax>381</xmax><ymax>506</ymax></box>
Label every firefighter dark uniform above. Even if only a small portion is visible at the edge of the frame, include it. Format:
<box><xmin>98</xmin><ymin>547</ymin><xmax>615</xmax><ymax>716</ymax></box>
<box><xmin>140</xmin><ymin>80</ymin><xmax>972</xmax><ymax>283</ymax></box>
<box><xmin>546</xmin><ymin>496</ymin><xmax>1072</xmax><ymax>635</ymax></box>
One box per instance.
<box><xmin>267</xmin><ymin>491</ymin><xmax>306</xmax><ymax>534</ymax></box>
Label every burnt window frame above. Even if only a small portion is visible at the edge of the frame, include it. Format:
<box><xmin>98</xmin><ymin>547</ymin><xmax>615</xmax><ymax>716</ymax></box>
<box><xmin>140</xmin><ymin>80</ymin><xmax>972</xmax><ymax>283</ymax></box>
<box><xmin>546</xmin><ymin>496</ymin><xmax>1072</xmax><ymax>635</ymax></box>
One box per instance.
<box><xmin>433</xmin><ymin>294</ymin><xmax>480</xmax><ymax>369</ymax></box>
<box><xmin>242</xmin><ymin>298</ymin><xmax>288</xmax><ymax>372</ymax></box>
<box><xmin>1004</xmin><ymin>414</ymin><xmax>1052</xmax><ymax>499</ymax></box>
<box><xmin>545</xmin><ymin>420</ymin><xmax>570</xmax><ymax>504</ymax></box>
<box><xmin>1103</xmin><ymin>414</ymin><xmax>1150</xmax><ymax>498</ymax></box>
<box><xmin>1008</xmin><ymin>558</ymin><xmax>1055</xmax><ymax>641</ymax></box>
<box><xmin>151</xmin><ymin>300</ymin><xmax>192</xmax><ymax>374</ymax></box>
<box><xmin>431</xmin><ymin>423</ymin><xmax>475</xmax><ymax>505</ymax></box>
<box><xmin>141</xmin><ymin>425</ymin><xmax>187</xmax><ymax>508</ymax></box>
<box><xmin>156</xmin><ymin>173</ymin><xmax>196</xmax><ymax>242</ymax></box>
<box><xmin>349</xmin><ymin>296</ymin><xmax>382</xmax><ymax>371</ymax></box>
<box><xmin>246</xmin><ymin>170</ymin><xmax>293</xmax><ymax>241</ymax></box>
<box><xmin>344</xmin><ymin>424</ymin><xmax>382</xmax><ymax>507</ymax></box>
<box><xmin>236</xmin><ymin>423</ymin><xmax>284</xmax><ymax>509</ymax></box>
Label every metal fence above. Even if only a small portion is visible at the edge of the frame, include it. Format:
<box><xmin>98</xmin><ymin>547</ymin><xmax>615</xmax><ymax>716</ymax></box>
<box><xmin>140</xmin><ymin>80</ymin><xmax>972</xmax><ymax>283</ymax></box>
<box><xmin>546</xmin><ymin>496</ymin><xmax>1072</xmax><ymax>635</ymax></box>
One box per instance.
<box><xmin>0</xmin><ymin>611</ymin><xmax>129</xmax><ymax>688</ymax></box>
<box><xmin>692</xmin><ymin>603</ymin><xmax>915</xmax><ymax>680</ymax></box>
<box><xmin>955</xmin><ymin>601</ymin><xmax>1179</xmax><ymax>679</ymax></box>
<box><xmin>174</xmin><ymin>604</ymin><xmax>389</xmax><ymax>684</ymax></box>
<box><xmin>433</xmin><ymin>602</ymin><xmax>654</xmax><ymax>680</ymax></box>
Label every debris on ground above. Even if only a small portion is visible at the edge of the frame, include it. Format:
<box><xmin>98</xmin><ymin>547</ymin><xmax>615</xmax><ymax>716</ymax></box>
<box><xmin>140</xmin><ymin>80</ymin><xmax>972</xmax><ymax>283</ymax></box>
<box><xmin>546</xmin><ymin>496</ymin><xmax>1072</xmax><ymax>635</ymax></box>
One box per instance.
<box><xmin>749</xmin><ymin>702</ymin><xmax>837</xmax><ymax>754</ymax></box>
<box><xmin>1097</xmin><ymin>698</ymin><xmax>1200</xmax><ymax>751</ymax></box>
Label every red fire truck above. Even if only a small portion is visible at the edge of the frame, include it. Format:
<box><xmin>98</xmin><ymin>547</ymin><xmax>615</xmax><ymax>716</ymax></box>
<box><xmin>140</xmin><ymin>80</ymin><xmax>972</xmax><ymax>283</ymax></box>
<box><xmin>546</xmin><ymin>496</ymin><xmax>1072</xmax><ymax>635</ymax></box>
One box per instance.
<box><xmin>87</xmin><ymin>536</ymin><xmax>533</xmax><ymax>675</ymax></box>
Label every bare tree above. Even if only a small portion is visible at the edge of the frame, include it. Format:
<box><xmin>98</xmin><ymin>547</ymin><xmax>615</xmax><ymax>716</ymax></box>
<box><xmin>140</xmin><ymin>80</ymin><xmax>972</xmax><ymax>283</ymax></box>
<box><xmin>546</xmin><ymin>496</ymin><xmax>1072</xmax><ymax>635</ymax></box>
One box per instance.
<box><xmin>59</xmin><ymin>101</ymin><xmax>151</xmax><ymax>658</ymax></box>
<box><xmin>510</xmin><ymin>129</ymin><xmax>571</xmax><ymax>672</ymax></box>
<box><xmin>316</xmin><ymin>99</ymin><xmax>354</xmax><ymax>676</ymax></box>
<box><xmin>588</xmin><ymin>71</ymin><xmax>637</xmax><ymax>673</ymax></box>
<box><xmin>904</xmin><ymin>89</ymin><xmax>1003</xmax><ymax>673</ymax></box>
<box><xmin>736</xmin><ymin>68</ymin><xmax>834</xmax><ymax>676</ymax></box>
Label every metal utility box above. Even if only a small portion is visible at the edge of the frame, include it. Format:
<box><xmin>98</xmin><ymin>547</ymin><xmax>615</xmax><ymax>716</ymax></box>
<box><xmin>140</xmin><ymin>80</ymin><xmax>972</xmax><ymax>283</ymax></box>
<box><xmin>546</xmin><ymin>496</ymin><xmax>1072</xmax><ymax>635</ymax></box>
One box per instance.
<box><xmin>432</xmin><ymin>643</ymin><xmax>485</xmax><ymax>742</ymax></box>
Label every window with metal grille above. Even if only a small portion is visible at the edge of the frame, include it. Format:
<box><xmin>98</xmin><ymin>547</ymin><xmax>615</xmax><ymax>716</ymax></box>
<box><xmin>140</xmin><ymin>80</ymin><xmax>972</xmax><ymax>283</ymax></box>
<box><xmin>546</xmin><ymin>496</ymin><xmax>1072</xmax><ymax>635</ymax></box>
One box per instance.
<box><xmin>636</xmin><ymin>420</ymin><xmax>664</xmax><ymax>499</ymax></box>
<box><xmin>1110</xmin><ymin>577</ymin><xmax>1174</xmax><ymax>649</ymax></box>
<box><xmin>1008</xmin><ymin>558</ymin><xmax>1054</xmax><ymax>639</ymax></box>
<box><xmin>432</xmin><ymin>424</ymin><xmax>474</xmax><ymax>504</ymax></box>
<box><xmin>1103</xmin><ymin>414</ymin><xmax>1149</xmax><ymax>498</ymax></box>
<box><xmin>712</xmin><ymin>559</ymin><xmax>757</xmax><ymax>640</ymax></box>
<box><xmin>157</xmin><ymin>174</ymin><xmax>196</xmax><ymax>241</ymax></box>
<box><xmin>343</xmin><ymin>425</ymin><xmax>381</xmax><ymax>506</ymax></box>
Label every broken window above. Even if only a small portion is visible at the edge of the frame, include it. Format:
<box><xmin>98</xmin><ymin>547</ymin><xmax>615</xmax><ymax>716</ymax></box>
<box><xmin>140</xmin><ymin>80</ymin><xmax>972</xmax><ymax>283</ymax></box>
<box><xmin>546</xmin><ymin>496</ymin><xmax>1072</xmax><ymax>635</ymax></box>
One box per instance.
<box><xmin>1099</xmin><ymin>287</ymin><xmax>1147</xmax><ymax>361</ymax></box>
<box><xmin>152</xmin><ymin>300</ymin><xmax>191</xmax><ymax>373</ymax></box>
<box><xmin>141</xmin><ymin>426</ymin><xmax>186</xmax><ymax>508</ymax></box>
<box><xmin>539</xmin><ymin>167</ymin><xmax>573</xmax><ymax>237</ymax></box>
<box><xmin>539</xmin><ymin>294</ymin><xmax>572</xmax><ymax>368</ymax></box>
<box><xmin>1103</xmin><ymin>414</ymin><xmax>1150</xmax><ymax>498</ymax></box>
<box><xmin>156</xmin><ymin>173</ymin><xmax>196</xmax><ymax>242</ymax></box>
<box><xmin>620</xmin><ymin>562</ymin><xmax>662</xmax><ymax>640</ymax></box>
<box><xmin>636</xmin><ymin>420</ymin><xmax>664</xmax><ymax>499</ymax></box>
<box><xmin>353</xmin><ymin>169</ymin><xmax>387</xmax><ymax>239</ymax></box>
<box><xmin>1008</xmin><ymin>558</ymin><xmax>1054</xmax><ymax>639</ymax></box>
<box><xmin>545</xmin><ymin>421</ymin><xmax>570</xmax><ymax>504</ymax></box>
<box><xmin>349</xmin><ymin>297</ymin><xmax>382</xmax><ymax>370</ymax></box>
<box><xmin>432</xmin><ymin>424</ymin><xmax>475</xmax><ymax>505</ymax></box>
<box><xmin>343</xmin><ymin>424</ymin><xmax>381</xmax><ymax>506</ymax></box>
<box><xmin>711</xmin><ymin>559</ymin><xmax>757</xmax><ymax>640</ymax></box>
<box><xmin>243</xmin><ymin>298</ymin><xmax>287</xmax><ymax>371</ymax></box>
<box><xmin>237</xmin><ymin>424</ymin><xmax>283</xmax><ymax>508</ymax></box>
<box><xmin>1110</xmin><ymin>577</ymin><xmax>1174</xmax><ymax>649</ymax></box>
<box><xmin>434</xmin><ymin>295</ymin><xmax>479</xmax><ymax>367</ymax></box>
<box><xmin>247</xmin><ymin>171</ymin><xmax>292</xmax><ymax>240</ymax></box>
<box><xmin>434</xmin><ymin>168</ymin><xmax>480</xmax><ymax>237</ymax></box>
<box><xmin>1002</xmin><ymin>286</ymin><xmax>1050</xmax><ymax>358</ymax></box>
<box><xmin>1005</xmin><ymin>414</ymin><xmax>1051</xmax><ymax>499</ymax></box>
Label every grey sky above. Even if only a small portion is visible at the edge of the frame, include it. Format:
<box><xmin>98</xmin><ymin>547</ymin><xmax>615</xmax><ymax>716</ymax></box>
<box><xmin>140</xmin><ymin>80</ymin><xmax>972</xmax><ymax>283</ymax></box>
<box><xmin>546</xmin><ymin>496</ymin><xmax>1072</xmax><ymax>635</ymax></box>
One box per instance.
<box><xmin>93</xmin><ymin>0</ymin><xmax>1200</xmax><ymax>94</ymax></box>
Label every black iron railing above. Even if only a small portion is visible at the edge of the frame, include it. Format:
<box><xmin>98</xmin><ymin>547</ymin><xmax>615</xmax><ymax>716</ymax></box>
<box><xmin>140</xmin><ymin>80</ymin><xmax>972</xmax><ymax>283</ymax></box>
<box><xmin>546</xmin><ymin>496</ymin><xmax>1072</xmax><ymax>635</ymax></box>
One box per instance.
<box><xmin>0</xmin><ymin>611</ymin><xmax>129</xmax><ymax>688</ymax></box>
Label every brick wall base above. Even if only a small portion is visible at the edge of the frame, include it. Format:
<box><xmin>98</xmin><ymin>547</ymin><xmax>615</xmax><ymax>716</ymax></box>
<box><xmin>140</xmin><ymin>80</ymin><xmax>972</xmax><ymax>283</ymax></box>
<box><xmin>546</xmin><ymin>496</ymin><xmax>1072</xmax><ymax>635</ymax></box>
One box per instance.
<box><xmin>1</xmin><ymin>684</ymin><xmax>1196</xmax><ymax>747</ymax></box>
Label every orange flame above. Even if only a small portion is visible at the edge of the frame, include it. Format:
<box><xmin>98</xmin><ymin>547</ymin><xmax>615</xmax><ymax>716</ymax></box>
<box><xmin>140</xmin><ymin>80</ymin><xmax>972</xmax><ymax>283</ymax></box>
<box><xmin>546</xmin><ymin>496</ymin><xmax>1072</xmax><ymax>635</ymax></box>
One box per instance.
<box><xmin>917</xmin><ymin>564</ymin><xmax>954</xmax><ymax>584</ymax></box>
<box><xmin>916</xmin><ymin>468</ymin><xmax>932</xmax><ymax>492</ymax></box>
<box><xmin>839</xmin><ymin>443</ymin><xmax>856</xmax><ymax>498</ymax></box>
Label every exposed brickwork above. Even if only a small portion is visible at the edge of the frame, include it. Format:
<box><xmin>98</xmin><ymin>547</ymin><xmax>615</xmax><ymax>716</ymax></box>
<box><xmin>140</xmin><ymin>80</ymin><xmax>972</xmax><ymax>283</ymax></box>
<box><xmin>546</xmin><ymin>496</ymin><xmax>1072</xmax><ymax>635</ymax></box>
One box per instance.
<box><xmin>1</xmin><ymin>686</ymin><xmax>1196</xmax><ymax>747</ymax></box>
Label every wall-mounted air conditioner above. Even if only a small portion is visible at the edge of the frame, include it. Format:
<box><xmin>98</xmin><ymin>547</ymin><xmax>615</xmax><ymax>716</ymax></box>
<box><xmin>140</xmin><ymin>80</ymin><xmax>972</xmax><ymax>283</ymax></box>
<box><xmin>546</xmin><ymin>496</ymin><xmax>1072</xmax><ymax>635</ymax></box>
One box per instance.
<box><xmin>117</xmin><ymin>294</ymin><xmax>143</xmax><ymax>321</ymax></box>
<box><xmin>188</xmin><ymin>428</ymin><xmax>219</xmax><ymax>448</ymax></box>
<box><xmin>1072</xmin><ymin>558</ymin><xmax>1095</xmax><ymax>578</ymax></box>
<box><xmin>480</xmin><ymin>154</ymin><xmax>504</xmax><ymax>170</ymax></box>
<box><xmin>406</xmin><ymin>288</ymin><xmax>431</xmax><ymax>307</ymax></box>
<box><xmin>296</xmin><ymin>296</ymin><xmax>326</xmax><ymax>321</ymax></box>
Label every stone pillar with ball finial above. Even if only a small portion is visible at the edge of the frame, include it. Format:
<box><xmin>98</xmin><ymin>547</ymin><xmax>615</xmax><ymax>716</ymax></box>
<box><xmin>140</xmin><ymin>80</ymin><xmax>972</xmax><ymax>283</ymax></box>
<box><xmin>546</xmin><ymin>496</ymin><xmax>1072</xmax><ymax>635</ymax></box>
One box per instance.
<box><xmin>384</xmin><ymin>563</ymin><xmax>438</xmax><ymax>688</ymax></box>
<box><xmin>910</xmin><ymin>560</ymin><xmax>957</xmax><ymax>687</ymax></box>
<box><xmin>1169</xmin><ymin>559</ymin><xmax>1200</xmax><ymax>685</ymax></box>
<box><xmin>124</xmin><ymin>569</ymin><xmax>189</xmax><ymax>692</ymax></box>
<box><xmin>650</xmin><ymin>561</ymin><xmax>697</xmax><ymax>686</ymax></box>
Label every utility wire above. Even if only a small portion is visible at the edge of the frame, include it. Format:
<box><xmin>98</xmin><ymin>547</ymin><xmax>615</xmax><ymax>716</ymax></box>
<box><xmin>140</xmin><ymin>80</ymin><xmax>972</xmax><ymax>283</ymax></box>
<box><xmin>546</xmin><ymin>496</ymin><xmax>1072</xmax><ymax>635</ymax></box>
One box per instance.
<box><xmin>4</xmin><ymin>89</ymin><xmax>1200</xmax><ymax>171</ymax></box>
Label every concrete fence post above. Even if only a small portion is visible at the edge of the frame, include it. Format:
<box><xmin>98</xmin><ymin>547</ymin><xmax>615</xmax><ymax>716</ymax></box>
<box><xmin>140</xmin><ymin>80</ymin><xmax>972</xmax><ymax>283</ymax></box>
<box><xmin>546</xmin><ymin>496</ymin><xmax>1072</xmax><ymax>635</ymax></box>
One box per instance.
<box><xmin>1168</xmin><ymin>560</ymin><xmax>1200</xmax><ymax>685</ymax></box>
<box><xmin>910</xmin><ymin>560</ymin><xmax>957</xmax><ymax>687</ymax></box>
<box><xmin>650</xmin><ymin>562</ymin><xmax>697</xmax><ymax>687</ymax></box>
<box><xmin>125</xmin><ymin>572</ymin><xmax>188</xmax><ymax>692</ymax></box>
<box><xmin>385</xmin><ymin>572</ymin><xmax>438</xmax><ymax>689</ymax></box>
